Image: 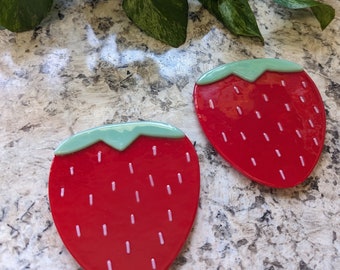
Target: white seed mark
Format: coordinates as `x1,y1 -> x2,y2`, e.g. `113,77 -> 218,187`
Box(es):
240,131 -> 247,141
233,86 -> 240,94
89,194 -> 93,206
148,174 -> 155,187
308,119 -> 315,128
275,149 -> 282,158
151,258 -> 157,269
302,81 -> 307,88
299,96 -> 306,103
107,260 -> 112,270
313,137 -> 319,146
281,80 -> 286,87
277,122 -> 284,132
60,188 -> 65,197
130,214 -> 135,225
129,162 -> 134,174
106,260 -> 112,270
177,173 -> 183,184
255,110 -> 261,119
263,93 -> 269,102
221,132 -> 228,142
209,99 -> 215,109
251,157 -> 257,166
295,129 -> 302,138
69,166 -> 74,176
263,132 -> 270,142
168,209 -> 173,222
236,106 -> 243,116
135,191 -> 140,203
111,181 -> 116,191
285,103 -> 291,112
102,224 -> 107,236
313,106 -> 320,114
125,241 -> 131,254
186,152 -> 191,163
97,151 -> 102,163
279,169 -> 286,180
158,232 -> 165,245
152,145 -> 157,156
299,155 -> 305,167
166,185 -> 172,195
75,225 -> 81,237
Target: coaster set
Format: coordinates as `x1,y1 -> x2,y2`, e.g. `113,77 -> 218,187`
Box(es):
48,59 -> 326,269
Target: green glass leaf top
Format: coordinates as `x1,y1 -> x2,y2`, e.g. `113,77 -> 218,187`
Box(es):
122,0 -> 188,47
199,0 -> 264,42
196,58 -> 303,85
274,0 -> 335,30
0,0 -> 53,32
55,122 -> 185,155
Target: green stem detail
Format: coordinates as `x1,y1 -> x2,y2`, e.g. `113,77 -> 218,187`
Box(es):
55,121 -> 184,155
196,58 -> 303,85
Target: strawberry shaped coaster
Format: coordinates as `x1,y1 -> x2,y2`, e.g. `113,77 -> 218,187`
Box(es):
193,58 -> 326,188
49,121 -> 200,270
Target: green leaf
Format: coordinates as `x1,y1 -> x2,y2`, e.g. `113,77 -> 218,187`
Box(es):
199,0 -> 264,42
274,0 -> 335,29
0,0 -> 53,32
122,0 -> 188,47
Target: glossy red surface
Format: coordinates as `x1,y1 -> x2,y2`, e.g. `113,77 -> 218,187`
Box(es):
194,70 -> 326,188
49,135 -> 200,269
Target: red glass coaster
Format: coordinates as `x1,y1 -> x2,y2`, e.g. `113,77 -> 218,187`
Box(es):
193,58 -> 326,188
49,121 -> 200,269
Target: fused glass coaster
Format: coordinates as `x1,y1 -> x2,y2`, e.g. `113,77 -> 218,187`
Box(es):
49,121 -> 200,269
193,58 -> 326,188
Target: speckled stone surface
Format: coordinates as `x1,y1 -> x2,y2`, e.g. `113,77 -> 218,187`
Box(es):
0,0 -> 339,269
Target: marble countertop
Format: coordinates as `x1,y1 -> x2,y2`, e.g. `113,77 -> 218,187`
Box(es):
0,0 -> 339,269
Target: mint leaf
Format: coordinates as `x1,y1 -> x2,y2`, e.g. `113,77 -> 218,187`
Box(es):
122,0 -> 188,47
0,0 -> 53,32
199,0 -> 264,42
274,0 -> 335,29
